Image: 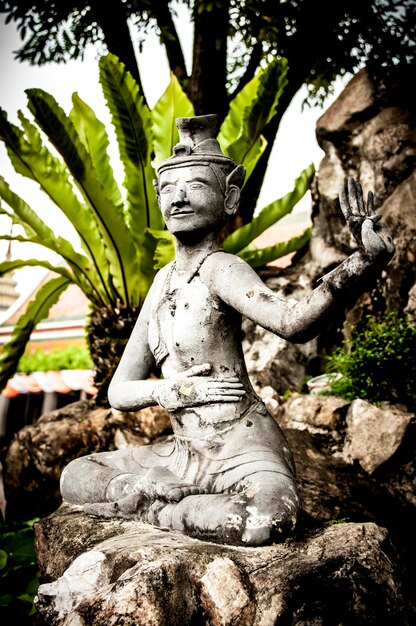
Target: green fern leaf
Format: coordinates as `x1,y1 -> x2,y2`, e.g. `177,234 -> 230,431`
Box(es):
0,176 -> 106,306
151,74 -> 194,167
218,59 -> 288,180
238,228 -> 312,267
223,164 -> 314,254
99,53 -> 164,242
26,88 -> 141,306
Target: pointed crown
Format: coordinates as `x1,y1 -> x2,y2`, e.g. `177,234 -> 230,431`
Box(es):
157,115 -> 245,188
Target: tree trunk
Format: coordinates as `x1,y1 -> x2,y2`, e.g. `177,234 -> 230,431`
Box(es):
86,303 -> 142,406
151,2 -> 188,84
238,73 -> 305,224
187,1 -> 230,121
89,0 -> 145,97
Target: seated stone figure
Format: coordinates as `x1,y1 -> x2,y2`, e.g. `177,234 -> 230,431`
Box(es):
61,114 -> 394,546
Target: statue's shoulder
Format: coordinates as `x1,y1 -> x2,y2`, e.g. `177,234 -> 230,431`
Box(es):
202,250 -> 249,276
148,262 -> 174,301
153,262 -> 173,285
199,251 -> 250,295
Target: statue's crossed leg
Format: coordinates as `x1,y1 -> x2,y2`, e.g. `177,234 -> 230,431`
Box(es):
83,464 -> 299,546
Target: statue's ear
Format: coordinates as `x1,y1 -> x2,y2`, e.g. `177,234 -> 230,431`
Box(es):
224,185 -> 240,216
153,179 -> 160,205
224,165 -> 245,217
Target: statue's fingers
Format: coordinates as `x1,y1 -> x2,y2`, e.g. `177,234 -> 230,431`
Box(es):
208,376 -> 241,384
206,380 -> 244,389
356,181 -> 364,214
209,387 -> 245,396
347,177 -> 360,215
206,394 -> 244,402
339,185 -> 350,221
361,219 -> 384,254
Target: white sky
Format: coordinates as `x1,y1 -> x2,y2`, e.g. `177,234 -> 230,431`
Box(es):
0,5 -> 349,297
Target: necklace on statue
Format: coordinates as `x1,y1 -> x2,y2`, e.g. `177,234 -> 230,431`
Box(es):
165,249 -> 221,317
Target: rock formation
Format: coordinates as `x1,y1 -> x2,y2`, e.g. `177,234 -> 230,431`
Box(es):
34,509 -> 411,625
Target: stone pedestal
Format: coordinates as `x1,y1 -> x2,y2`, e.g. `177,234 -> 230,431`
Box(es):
34,505 -> 408,625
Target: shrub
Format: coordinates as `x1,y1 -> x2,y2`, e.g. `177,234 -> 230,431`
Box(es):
17,346 -> 93,374
325,311 -> 416,409
0,518 -> 40,624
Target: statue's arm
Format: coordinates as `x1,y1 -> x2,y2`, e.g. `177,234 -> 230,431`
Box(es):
209,179 -> 394,343
108,280 -> 164,411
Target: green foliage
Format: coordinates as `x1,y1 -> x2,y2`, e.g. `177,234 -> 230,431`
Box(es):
218,58 -> 288,181
325,312 -> 416,409
17,346 -> 93,374
0,518 -> 40,625
325,517 -> 348,526
230,0 -> 416,104
222,163 -> 314,265
0,54 -> 193,391
151,73 -> 194,167
3,1 -> 414,101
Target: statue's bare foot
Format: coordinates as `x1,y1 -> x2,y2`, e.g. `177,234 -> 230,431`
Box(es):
143,466 -> 203,502
84,493 -> 143,518
83,466 -> 202,520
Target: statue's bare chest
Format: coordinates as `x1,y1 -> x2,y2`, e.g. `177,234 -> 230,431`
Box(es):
148,275 -> 229,367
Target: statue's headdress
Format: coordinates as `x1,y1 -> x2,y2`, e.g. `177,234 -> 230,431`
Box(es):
157,114 -> 245,190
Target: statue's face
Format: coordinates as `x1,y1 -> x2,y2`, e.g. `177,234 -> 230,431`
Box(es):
158,164 -> 225,235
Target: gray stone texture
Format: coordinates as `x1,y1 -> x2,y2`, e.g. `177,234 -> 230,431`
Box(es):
314,65 -> 416,320
342,399 -> 413,474
34,508 -> 410,626
1,400 -> 171,520
29,392 -> 416,625
244,65 -> 416,405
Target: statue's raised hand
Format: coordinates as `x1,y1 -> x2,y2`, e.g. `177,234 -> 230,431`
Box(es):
156,363 -> 245,411
339,177 -> 394,260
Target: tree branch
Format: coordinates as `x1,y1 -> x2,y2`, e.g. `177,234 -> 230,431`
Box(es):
151,1 -> 188,84
229,41 -> 263,100
89,0 -> 145,99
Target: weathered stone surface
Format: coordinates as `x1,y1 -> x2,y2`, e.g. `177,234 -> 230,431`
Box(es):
243,274 -> 318,395
242,66 -> 416,396
316,69 -> 375,137
275,393 -> 415,522
243,321 -> 316,394
313,66 -> 416,318
278,392 -> 349,433
1,400 -> 171,520
34,506 -> 411,625
342,399 -> 413,474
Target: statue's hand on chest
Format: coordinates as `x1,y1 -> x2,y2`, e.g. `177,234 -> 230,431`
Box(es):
155,362 -> 246,412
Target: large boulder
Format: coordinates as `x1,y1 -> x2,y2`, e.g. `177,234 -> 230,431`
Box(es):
313,65 -> 416,319
34,507 -> 411,625
243,274 -> 318,394
1,400 -> 171,520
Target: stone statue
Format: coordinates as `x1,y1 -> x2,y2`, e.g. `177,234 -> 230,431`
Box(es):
60,114 -> 394,546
